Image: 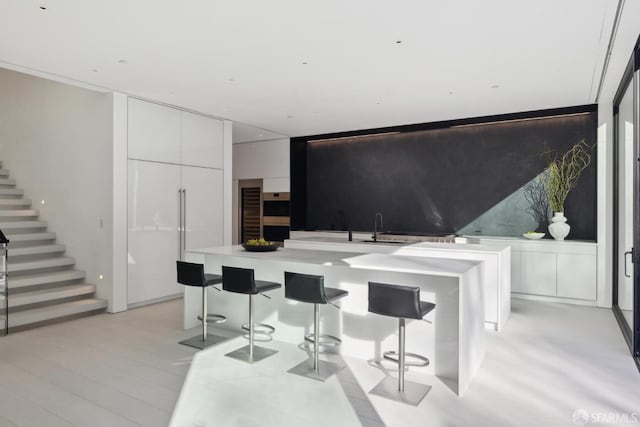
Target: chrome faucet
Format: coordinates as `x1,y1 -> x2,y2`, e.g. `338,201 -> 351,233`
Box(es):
373,213 -> 383,242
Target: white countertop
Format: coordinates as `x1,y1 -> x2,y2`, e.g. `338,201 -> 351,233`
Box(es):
188,245 -> 480,277
285,236 -> 509,254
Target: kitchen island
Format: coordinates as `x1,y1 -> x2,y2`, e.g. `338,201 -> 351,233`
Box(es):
285,232 -> 511,331
184,245 -> 485,396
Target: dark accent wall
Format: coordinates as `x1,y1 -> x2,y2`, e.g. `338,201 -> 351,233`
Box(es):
291,105 -> 598,241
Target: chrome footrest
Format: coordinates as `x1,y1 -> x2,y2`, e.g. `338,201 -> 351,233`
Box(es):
383,350 -> 429,367
197,313 -> 227,324
242,322 -> 275,334
304,333 -> 342,347
241,322 -> 275,342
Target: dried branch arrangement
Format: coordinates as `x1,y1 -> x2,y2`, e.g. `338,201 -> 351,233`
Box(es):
541,139 -> 592,213
523,173 -> 550,231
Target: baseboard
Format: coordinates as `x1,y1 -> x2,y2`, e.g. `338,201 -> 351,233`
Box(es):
127,293 -> 183,310
512,293 -> 597,307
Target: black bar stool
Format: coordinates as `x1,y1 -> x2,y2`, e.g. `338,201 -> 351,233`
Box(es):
368,281 -> 435,406
222,266 -> 281,363
176,261 -> 227,349
284,272 -> 348,381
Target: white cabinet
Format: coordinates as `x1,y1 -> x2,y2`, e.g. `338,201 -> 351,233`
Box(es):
181,111 -> 224,169
557,253 -> 597,300
126,98 -> 226,307
128,98 -> 224,169
182,166 -> 224,250
127,160 -> 181,305
520,251 -> 556,296
128,98 -> 181,164
476,237 -> 597,303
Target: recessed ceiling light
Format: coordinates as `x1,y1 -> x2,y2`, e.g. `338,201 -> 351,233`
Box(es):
491,84 -> 500,89
118,59 -> 128,64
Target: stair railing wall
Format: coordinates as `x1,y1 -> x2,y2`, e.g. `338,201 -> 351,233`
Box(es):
0,229 -> 9,335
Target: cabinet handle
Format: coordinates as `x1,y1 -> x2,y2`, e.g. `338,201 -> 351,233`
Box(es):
182,189 -> 187,254
624,250 -> 632,278
178,189 -> 182,260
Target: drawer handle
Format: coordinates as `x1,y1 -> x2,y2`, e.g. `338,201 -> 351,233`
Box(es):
624,250 -> 632,278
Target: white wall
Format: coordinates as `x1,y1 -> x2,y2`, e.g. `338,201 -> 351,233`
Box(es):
0,67 -> 115,307
232,137 -> 290,243
595,1 -> 640,308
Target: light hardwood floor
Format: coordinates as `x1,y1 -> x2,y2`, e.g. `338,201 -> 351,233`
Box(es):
0,300 -> 194,427
0,298 -> 639,427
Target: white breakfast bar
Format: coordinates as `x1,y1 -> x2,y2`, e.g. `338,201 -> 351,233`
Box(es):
284,233 -> 511,331
184,245 -> 486,396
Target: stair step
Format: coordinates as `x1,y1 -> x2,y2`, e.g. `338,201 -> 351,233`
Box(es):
5,232 -> 56,242
0,220 -> 46,230
9,270 -> 86,290
0,188 -> 23,196
0,209 -> 38,217
9,244 -> 65,257
0,178 -> 15,186
0,170 -> 9,177
2,298 -> 107,329
0,198 -> 31,207
8,257 -> 75,273
9,284 -> 96,308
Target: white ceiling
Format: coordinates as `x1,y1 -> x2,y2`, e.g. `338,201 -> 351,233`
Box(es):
0,0 -> 618,138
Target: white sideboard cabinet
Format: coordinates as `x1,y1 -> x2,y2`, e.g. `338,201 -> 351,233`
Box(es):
473,237 -> 597,303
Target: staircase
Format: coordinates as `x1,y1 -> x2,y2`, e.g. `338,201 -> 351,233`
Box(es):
0,163 -> 107,332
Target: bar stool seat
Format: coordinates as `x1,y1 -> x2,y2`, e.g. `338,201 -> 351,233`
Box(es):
368,281 -> 435,406
254,280 -> 282,293
285,271 -> 348,381
176,261 -> 228,350
419,301 -> 436,317
222,266 -> 281,363
324,288 -> 349,302
204,274 -> 223,285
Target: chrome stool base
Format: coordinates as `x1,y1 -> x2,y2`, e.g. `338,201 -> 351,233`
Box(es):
179,287 -> 228,350
179,333 -> 227,350
288,358 -> 344,382
225,344 -> 278,364
369,376 -> 431,406
225,294 -> 278,364
369,317 -> 431,406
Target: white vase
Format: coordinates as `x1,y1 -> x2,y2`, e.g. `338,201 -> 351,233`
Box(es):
548,212 -> 570,241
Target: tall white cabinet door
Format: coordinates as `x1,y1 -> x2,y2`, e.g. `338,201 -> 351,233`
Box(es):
128,160 -> 182,305
182,166 -> 224,251
128,98 -> 181,163
180,111 -> 224,169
